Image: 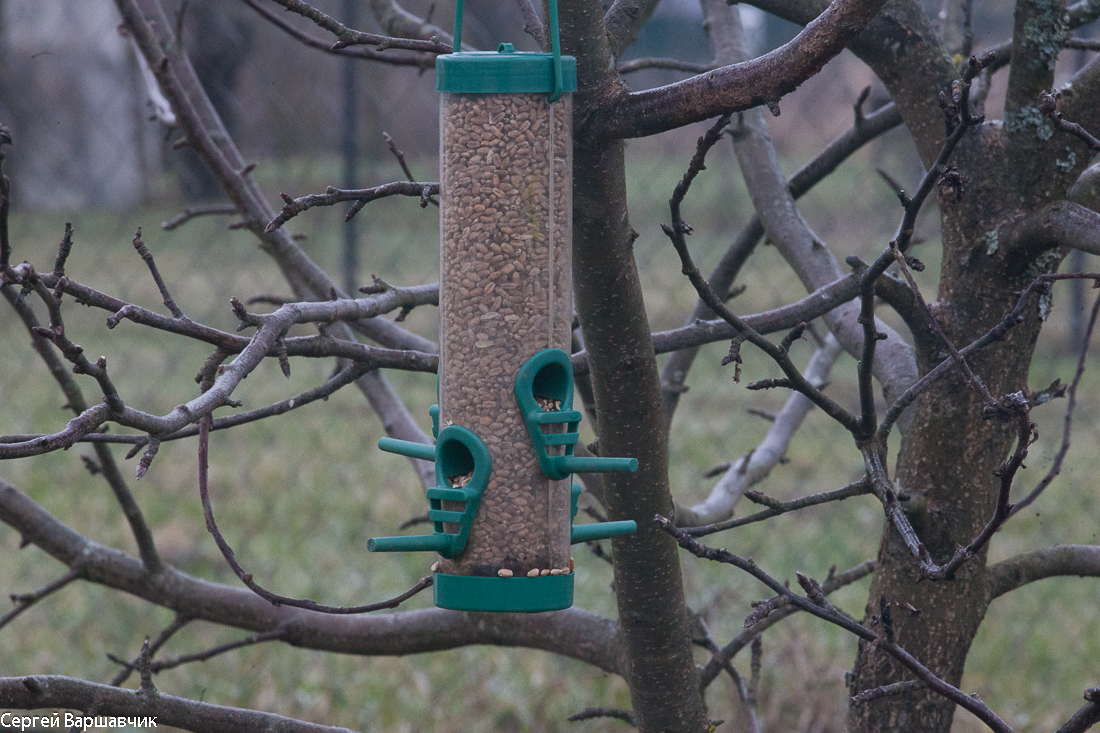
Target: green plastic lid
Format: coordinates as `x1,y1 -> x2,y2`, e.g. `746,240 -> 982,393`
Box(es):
437,0 -> 576,99
436,46 -> 577,95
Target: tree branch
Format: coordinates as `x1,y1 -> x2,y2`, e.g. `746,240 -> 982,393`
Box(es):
603,0 -> 661,59
3,277 -> 161,571
265,0 -> 452,53
0,478 -> 624,672
1004,201 -> 1100,272
595,0 -> 888,141
656,516 -> 1011,731
698,559 -> 877,689
243,0 -> 437,68
659,87 -> 903,423
0,675 -> 360,733
686,478 -> 873,538
986,544 -> 1100,601
674,336 -> 844,527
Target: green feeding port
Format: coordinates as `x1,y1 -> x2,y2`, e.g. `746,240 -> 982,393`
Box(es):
569,482 -> 636,544
515,349 -> 639,480
433,484 -> 635,613
369,425 -> 490,558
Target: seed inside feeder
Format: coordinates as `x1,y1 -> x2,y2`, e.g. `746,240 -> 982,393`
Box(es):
535,396 -> 561,411
449,472 -> 474,488
438,90 -> 573,578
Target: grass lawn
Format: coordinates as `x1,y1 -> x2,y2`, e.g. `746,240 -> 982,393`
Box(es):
1,142 -> 1098,732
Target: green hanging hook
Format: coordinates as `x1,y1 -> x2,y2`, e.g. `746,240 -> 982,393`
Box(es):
452,0 -> 463,53
547,0 -> 564,102
449,0 -> 565,103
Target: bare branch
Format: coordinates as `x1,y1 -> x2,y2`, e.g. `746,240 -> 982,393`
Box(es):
1055,688 -> 1100,733
987,545 -> 1100,601
1008,286 -> 1100,517
0,570 -> 80,632
243,0 -> 436,67
659,93 -> 904,422
567,707 -> 637,725
675,336 -> 844,527
197,404 -> 433,614
266,0 -> 452,53
111,629 -> 285,675
595,0 -> 888,141
655,516 -> 1012,732
3,279 -> 161,571
161,204 -> 239,231
699,559 -> 876,689
1004,201 -> 1100,271
364,0 -> 461,49
687,478 -> 873,538
131,227 -> 186,319
0,478 -> 624,671
617,57 -> 714,75
852,679 -> 926,705
603,0 -> 661,58
878,273 -> 1100,442
662,116 -> 859,433
265,181 -> 440,232
512,0 -> 545,47
0,675 -> 360,733
109,615 -> 191,687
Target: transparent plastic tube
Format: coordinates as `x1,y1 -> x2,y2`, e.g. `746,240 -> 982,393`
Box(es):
438,91 -> 573,578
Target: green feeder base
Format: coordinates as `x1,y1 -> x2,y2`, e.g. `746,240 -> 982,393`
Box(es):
434,572 -> 574,612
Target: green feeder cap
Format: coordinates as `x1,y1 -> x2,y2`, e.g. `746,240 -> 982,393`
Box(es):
437,0 -> 576,99
436,45 -> 577,96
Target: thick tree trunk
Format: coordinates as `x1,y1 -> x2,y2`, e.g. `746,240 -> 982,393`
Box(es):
848,117 -> 1087,730
561,1 -> 710,730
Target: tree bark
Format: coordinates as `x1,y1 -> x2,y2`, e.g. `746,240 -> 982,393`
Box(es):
562,0 -> 710,728
848,105 -> 1091,730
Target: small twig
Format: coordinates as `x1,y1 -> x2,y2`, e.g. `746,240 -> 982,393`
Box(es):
878,273 -> 1100,442
889,240 -> 995,409
855,53 -> 996,439
382,132 -> 438,207
243,0 -> 435,67
198,411 -> 433,614
131,227 -> 186,320
109,615 -> 191,687
851,679 -> 926,705
0,570 -> 81,632
161,204 -> 239,231
267,0 -> 452,53
693,617 -> 759,733
0,124 -> 11,276
1010,285 -> 1100,517
265,181 -> 440,232
656,515 -> 1012,732
111,630 -> 285,676
1065,37 -> 1100,51
699,559 -> 876,689
663,115 -> 859,434
688,479 -> 872,537
1055,687 -> 1100,733
1039,90 -> 1100,151
567,707 -> 636,725
616,57 -> 714,74
52,223 -> 74,278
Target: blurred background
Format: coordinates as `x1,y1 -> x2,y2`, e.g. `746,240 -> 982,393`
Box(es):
1,1 -> 1098,731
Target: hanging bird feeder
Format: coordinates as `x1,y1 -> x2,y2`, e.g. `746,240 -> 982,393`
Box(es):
369,0 -> 637,613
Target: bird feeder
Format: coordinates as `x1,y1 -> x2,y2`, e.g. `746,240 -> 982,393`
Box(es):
369,0 -> 637,613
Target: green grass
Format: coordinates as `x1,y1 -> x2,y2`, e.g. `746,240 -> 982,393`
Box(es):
1,144 -> 1098,732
